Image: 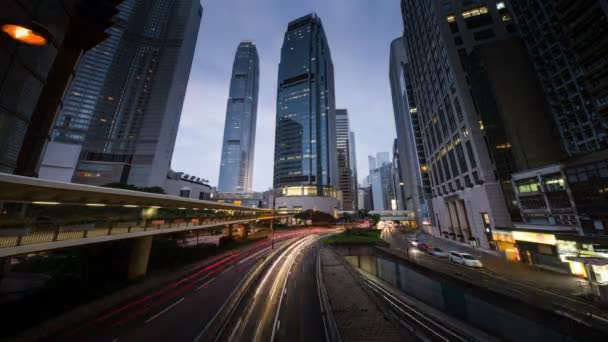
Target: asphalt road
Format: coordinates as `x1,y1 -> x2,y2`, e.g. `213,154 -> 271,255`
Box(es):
57,228 -> 327,342
217,234 -> 326,342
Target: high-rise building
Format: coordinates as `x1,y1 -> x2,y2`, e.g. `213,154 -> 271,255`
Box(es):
66,0 -> 202,188
218,41 -> 259,193
392,138 -> 406,210
0,0 -> 123,176
389,37 -> 432,226
400,0 -> 561,248
370,162 -> 395,211
40,0 -> 136,182
508,0 -> 608,155
336,109 -> 355,210
273,13 -> 339,214
349,131 -> 359,210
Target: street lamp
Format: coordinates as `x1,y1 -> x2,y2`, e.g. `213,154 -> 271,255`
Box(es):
1,22 -> 52,46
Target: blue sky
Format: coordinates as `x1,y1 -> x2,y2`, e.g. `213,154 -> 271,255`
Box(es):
172,0 -> 402,191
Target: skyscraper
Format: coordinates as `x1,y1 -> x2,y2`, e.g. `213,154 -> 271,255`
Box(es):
218,41 -> 259,193
389,37 -> 432,226
0,0 -> 123,176
508,0 -> 608,155
273,13 -> 338,214
336,109 -> 355,210
349,131 -> 359,210
400,0 -> 560,248
40,0 -> 136,182
67,0 -> 202,188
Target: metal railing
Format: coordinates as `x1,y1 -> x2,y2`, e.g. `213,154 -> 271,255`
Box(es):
0,215 -> 273,250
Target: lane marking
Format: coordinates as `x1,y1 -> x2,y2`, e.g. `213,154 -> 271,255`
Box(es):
238,246 -> 272,265
144,297 -> 184,324
195,277 -> 216,291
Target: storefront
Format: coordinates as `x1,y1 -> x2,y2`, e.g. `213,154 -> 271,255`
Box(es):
492,230 -> 517,260
511,231 -> 570,274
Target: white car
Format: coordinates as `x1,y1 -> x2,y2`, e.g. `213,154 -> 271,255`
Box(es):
449,251 -> 483,268
410,239 -> 419,247
429,247 -> 447,257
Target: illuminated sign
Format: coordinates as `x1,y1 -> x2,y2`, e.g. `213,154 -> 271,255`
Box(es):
512,231 -> 556,245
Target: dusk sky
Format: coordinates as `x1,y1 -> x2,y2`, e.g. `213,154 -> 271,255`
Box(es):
171,0 -> 403,191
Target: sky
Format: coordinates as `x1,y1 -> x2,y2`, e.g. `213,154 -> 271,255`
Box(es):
171,0 -> 403,192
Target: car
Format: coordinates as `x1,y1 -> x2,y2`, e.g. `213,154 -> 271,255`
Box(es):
410,239 -> 419,247
429,247 -> 447,257
449,251 -> 483,268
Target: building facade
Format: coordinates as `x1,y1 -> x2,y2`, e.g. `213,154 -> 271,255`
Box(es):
164,169 -> 213,200
391,139 -> 406,210
400,0 -> 561,248
349,131 -> 359,209
509,0 -> 608,155
389,37 -> 432,226
0,0 -> 123,176
218,41 -> 259,193
370,162 -> 395,211
272,13 -> 338,214
336,109 -> 355,210
40,0 -> 136,182
69,0 -> 202,188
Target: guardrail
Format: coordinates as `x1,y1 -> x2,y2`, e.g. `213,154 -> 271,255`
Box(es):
0,216 -> 275,251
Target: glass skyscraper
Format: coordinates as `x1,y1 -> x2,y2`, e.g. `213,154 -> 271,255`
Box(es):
218,41 -> 259,193
63,0 -> 202,188
273,13 -> 338,203
336,109 -> 355,210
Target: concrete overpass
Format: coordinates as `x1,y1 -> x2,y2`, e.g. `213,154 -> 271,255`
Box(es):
0,173 -> 291,278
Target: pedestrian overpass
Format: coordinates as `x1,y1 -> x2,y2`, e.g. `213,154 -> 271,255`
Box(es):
0,173 -> 291,278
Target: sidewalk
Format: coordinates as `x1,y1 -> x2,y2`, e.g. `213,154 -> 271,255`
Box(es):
415,231 -> 592,299
320,247 -> 410,342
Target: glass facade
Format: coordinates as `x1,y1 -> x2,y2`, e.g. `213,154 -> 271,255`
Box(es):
70,0 -> 202,187
218,42 -> 259,193
273,13 -> 337,196
336,109 -> 355,210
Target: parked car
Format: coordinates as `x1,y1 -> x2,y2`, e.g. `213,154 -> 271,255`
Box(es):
429,247 -> 447,257
410,239 -> 420,247
449,251 -> 483,268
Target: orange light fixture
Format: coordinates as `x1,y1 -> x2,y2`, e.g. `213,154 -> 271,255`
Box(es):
2,24 -> 48,45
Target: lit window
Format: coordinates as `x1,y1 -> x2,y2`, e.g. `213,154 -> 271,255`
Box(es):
462,6 -> 489,18
479,120 -> 485,130
496,2 -> 506,10
496,142 -> 511,149
446,14 -> 456,23
410,107 -> 418,113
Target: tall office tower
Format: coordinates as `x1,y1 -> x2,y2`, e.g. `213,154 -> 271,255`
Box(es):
509,0 -> 608,155
400,0 -> 561,248
336,109 -> 355,210
389,37 -> 432,225
370,161 -> 395,211
40,0 -> 136,182
392,138 -> 406,210
218,41 -> 259,193
273,13 -> 339,214
368,155 -> 377,173
349,131 -> 359,210
68,0 -> 202,187
376,152 -> 391,166
0,0 -> 123,176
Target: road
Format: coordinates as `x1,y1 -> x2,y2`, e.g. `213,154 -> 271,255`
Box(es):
56,228 -> 329,342
216,234 -> 327,342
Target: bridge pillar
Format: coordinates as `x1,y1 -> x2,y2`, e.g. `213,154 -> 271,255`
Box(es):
127,236 -> 153,280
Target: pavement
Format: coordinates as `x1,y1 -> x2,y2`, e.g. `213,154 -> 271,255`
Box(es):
19,228 -> 329,342
320,246 -> 410,342
380,227 -> 608,334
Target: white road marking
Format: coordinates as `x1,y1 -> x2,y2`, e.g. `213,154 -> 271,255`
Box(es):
195,277 -> 216,291
238,247 -> 271,264
144,297 -> 184,324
